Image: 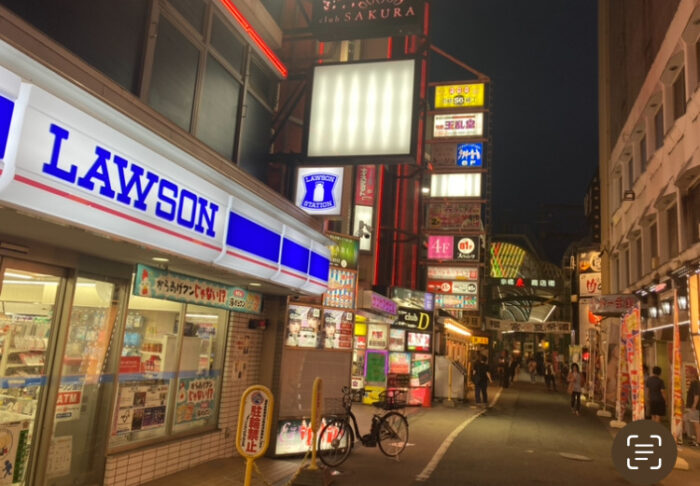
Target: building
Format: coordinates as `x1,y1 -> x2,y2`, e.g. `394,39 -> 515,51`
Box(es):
0,1 -> 333,484
598,0 -> 700,400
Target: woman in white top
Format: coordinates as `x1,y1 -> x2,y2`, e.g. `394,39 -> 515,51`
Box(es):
567,363 -> 583,415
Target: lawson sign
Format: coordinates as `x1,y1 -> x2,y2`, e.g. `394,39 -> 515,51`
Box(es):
0,62 -> 330,294
295,167 -> 343,216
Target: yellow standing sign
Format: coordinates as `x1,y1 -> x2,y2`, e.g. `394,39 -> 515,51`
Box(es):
236,385 -> 274,486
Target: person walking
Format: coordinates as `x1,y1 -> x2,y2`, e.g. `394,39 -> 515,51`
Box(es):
646,366 -> 667,423
545,359 -> 557,391
528,356 -> 537,384
472,355 -> 492,407
498,351 -> 510,388
684,368 -> 700,446
568,363 -> 583,415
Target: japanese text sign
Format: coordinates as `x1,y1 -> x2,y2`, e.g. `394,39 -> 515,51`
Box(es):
236,385 -> 274,459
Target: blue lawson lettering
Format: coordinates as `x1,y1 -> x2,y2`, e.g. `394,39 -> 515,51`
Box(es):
301,174 -> 336,210
42,123 -> 218,237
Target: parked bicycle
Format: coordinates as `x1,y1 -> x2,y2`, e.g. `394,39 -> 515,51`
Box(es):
317,386 -> 409,467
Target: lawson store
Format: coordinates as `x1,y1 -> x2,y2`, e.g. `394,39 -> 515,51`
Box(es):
0,24 -> 330,486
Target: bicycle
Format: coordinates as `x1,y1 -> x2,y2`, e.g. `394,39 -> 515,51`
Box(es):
317,386 -> 409,467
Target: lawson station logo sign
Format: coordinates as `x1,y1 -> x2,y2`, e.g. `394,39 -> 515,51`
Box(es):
295,167 -> 343,216
0,67 -> 330,294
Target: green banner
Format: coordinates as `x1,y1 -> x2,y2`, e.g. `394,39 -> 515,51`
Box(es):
134,264 -> 262,314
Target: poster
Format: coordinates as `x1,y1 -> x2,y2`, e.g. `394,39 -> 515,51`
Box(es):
112,380 -> 169,435
365,351 -> 388,385
327,233 -> 360,270
389,329 -> 406,352
55,384 -> 82,422
323,268 -> 357,309
411,354 -> 433,387
322,310 -> 353,350
275,418 -> 314,455
286,305 -> 322,348
0,421 -> 29,484
407,332 -> 431,352
616,317 -> 630,422
46,435 -> 72,478
367,324 -> 388,349
624,308 -> 644,421
389,353 -> 411,374
176,377 -> 216,424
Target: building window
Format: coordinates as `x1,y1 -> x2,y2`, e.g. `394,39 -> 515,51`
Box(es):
650,222 -> 658,265
634,236 -> 642,281
623,247 -> 630,289
110,290 -> 229,449
683,181 -> 700,245
672,67 -> 686,120
654,107 -> 664,150
667,205 -> 679,258
614,255 -> 621,292
617,174 -> 623,206
627,159 -> 634,187
640,135 -> 647,172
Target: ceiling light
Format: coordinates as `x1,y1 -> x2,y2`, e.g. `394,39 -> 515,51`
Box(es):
421,187 -> 430,194
152,257 -> 169,262
185,314 -> 219,319
249,282 -> 262,287
4,272 -> 33,279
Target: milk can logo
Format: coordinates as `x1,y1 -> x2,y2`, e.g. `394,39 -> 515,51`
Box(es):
301,174 -> 338,211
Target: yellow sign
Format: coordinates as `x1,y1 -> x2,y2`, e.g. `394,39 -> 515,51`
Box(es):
471,336 -> 488,345
236,385 -> 274,459
435,83 -> 485,108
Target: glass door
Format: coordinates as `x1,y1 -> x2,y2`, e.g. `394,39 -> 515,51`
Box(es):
38,276 -> 125,486
0,260 -> 66,485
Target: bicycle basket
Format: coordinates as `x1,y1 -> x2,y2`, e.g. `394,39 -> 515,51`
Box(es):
373,388 -> 407,410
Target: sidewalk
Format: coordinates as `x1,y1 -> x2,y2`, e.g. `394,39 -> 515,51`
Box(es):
141,391 -> 489,486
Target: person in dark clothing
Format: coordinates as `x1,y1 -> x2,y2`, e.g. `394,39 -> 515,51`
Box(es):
472,355 -> 492,406
684,369 -> 700,446
509,354 -> 521,383
646,366 -> 667,422
498,351 -> 510,388
545,359 -> 557,391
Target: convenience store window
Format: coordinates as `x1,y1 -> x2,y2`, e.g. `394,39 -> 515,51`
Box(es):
109,293 -> 228,449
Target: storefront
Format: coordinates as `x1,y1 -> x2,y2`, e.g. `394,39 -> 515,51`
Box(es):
434,317 -> 471,401
0,41 -> 330,485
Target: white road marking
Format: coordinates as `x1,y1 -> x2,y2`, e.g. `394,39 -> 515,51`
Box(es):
415,388 -> 503,482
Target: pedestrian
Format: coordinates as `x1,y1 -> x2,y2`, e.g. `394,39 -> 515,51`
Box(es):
646,366 -> 667,423
472,355 -> 492,406
528,356 -> 537,384
684,368 -> 700,446
568,363 -> 583,415
509,353 -> 521,383
498,350 -> 510,388
545,359 -> 557,391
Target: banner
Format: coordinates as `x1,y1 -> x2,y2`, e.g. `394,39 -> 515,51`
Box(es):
134,264 -> 262,314
485,318 -> 571,334
616,316 -> 630,422
625,308 -> 644,421
672,290 -> 683,440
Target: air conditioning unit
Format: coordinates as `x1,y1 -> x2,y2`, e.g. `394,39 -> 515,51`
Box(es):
651,256 -> 659,268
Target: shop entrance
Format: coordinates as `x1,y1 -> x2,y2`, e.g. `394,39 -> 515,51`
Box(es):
0,258 -> 126,485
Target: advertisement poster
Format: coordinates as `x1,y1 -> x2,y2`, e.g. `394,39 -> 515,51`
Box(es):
323,268 -> 357,310
275,418 -> 316,455
426,202 -> 481,231
0,421 -> 29,484
176,377 -> 216,424
322,310 -> 353,350
427,266 -> 479,281
391,287 -> 435,311
427,280 -> 478,295
457,143 -> 484,167
354,165 -> 376,205
671,294 -> 683,440
433,113 -> 484,137
134,264 -> 262,314
389,329 -> 406,352
55,384 -> 82,422
389,353 -> 411,374
112,380 -> 169,435
435,83 -> 485,108
407,332 -> 431,352
367,324 -> 388,349
327,233 -> 359,270
434,294 -> 478,310
411,354 -> 433,387
286,305 -> 322,348
365,351 -> 388,385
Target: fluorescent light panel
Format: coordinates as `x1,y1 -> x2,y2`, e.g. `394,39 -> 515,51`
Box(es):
430,173 -> 482,197
308,60 -> 415,157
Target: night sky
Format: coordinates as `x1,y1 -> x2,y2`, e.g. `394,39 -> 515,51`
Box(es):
428,1 -> 599,263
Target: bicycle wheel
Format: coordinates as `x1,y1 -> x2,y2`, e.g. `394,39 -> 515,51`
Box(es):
377,412 -> 408,457
317,418 -> 354,467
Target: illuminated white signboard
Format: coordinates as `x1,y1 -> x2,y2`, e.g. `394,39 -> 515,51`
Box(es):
433,113 -> 483,138
295,167 -> 344,215
352,205 -> 374,251
427,266 -> 479,281
307,59 -> 416,158
430,173 -> 481,198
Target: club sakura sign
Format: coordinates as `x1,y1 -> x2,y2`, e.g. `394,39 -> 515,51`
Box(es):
0,58 -> 330,294
311,0 -> 425,41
